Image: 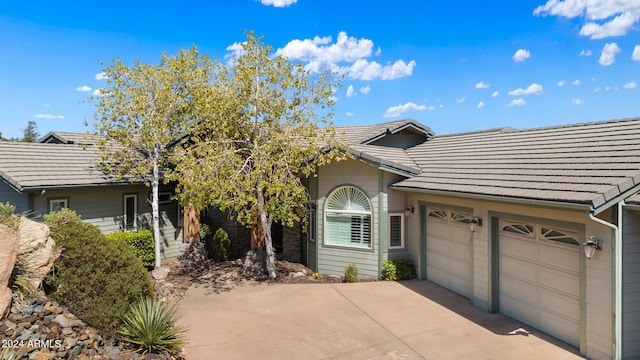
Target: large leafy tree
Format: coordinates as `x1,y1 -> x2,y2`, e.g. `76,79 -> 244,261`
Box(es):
171,33 -> 345,278
90,47 -> 214,269
22,121 -> 40,142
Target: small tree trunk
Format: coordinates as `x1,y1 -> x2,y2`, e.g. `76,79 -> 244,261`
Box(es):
251,209 -> 265,249
256,186 -> 276,279
152,151 -> 162,269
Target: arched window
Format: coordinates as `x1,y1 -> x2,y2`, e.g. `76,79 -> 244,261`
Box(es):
325,186 -> 372,248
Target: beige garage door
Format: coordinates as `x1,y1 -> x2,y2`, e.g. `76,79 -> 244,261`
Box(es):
499,219 -> 580,347
426,207 -> 472,298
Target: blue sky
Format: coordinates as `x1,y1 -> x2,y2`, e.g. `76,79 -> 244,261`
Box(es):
1,0 -> 639,139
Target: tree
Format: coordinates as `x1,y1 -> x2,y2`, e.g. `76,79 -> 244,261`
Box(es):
171,33 -> 346,278
90,47 -> 215,269
22,121 -> 40,142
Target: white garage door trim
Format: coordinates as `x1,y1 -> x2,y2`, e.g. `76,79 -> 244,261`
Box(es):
426,205 -> 473,299
491,212 -> 586,352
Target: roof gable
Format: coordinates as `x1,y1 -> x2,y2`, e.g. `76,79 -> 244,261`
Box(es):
336,118 -> 433,147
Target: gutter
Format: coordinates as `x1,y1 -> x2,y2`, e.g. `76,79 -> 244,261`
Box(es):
588,201 -> 624,360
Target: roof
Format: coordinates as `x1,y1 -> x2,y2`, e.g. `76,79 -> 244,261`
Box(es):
349,144 -> 420,176
394,117 -> 640,211
0,142 -> 127,191
39,131 -> 103,145
336,118 -> 434,145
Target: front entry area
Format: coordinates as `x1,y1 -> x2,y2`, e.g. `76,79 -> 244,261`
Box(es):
497,218 -> 581,348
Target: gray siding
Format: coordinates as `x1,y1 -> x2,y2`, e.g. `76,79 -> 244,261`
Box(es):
623,209 -> 640,359
0,180 -> 28,213
33,185 -> 184,261
316,159 -> 380,279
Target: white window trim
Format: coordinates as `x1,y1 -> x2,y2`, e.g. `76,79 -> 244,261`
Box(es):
324,186 -> 373,249
309,208 -> 316,243
158,191 -> 173,204
388,213 -> 405,249
48,198 -> 68,213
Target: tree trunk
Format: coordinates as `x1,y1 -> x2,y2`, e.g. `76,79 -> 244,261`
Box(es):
251,209 -> 265,249
256,186 -> 276,279
152,152 -> 162,269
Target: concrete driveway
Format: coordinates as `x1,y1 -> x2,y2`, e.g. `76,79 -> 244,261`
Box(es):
177,280 -> 583,359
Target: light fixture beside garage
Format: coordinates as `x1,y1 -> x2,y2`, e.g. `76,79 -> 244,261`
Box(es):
469,216 -> 482,232
404,205 -> 414,217
583,236 -> 602,260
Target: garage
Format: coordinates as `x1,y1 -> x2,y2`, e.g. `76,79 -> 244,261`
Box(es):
498,219 -> 581,347
426,206 -> 473,298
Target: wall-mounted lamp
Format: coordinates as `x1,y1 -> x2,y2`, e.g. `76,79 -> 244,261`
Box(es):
405,206 -> 414,217
469,216 -> 482,232
583,236 -> 601,260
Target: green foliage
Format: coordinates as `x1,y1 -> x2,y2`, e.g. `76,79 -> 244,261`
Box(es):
119,297 -> 185,354
21,120 -> 40,142
44,208 -> 154,335
208,227 -> 231,261
199,223 -> 212,241
343,263 -> 359,283
308,272 -> 322,281
0,201 -> 19,229
0,347 -> 20,360
380,259 -> 417,281
106,230 -> 155,269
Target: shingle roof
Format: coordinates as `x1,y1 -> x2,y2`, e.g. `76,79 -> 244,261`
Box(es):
0,142 -> 126,191
349,144 -> 420,175
395,117 -> 640,210
336,118 -> 434,145
39,131 -> 103,145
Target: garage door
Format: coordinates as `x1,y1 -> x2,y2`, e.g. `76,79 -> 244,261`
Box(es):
426,207 -> 472,298
499,219 -> 580,347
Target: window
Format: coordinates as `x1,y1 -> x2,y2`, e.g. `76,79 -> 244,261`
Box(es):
48,198 -> 68,213
309,208 -> 316,243
158,192 -> 173,204
123,194 -> 137,231
324,186 -> 372,248
389,213 -> 404,249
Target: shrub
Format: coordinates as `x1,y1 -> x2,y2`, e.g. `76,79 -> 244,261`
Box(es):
106,230 -> 155,269
343,263 -> 358,283
44,209 -> 154,336
380,259 -> 417,281
119,297 -> 185,354
309,272 -> 322,281
0,201 -> 19,229
209,227 -> 231,261
199,223 -> 212,242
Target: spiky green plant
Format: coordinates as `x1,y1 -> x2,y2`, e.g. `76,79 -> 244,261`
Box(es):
0,347 -> 21,360
119,297 -> 186,354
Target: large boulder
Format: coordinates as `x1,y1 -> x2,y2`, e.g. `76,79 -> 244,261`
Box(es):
0,224 -> 19,318
17,217 -> 59,289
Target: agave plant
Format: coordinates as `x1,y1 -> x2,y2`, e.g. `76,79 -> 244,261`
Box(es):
118,297 -> 186,354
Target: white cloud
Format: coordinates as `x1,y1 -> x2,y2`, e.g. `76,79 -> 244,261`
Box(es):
346,85 -> 355,97
623,81 -> 637,89
513,49 -> 531,62
92,89 -> 102,96
95,72 -> 107,80
533,0 -> 640,39
475,81 -> 490,89
75,85 -> 92,92
593,87 -> 601,92
477,101 -> 485,109
606,85 -> 611,91
492,91 -> 499,97
571,97 -> 584,105
375,47 -> 382,56
34,113 -> 64,119
276,32 -> 415,80
632,45 -> 640,61
346,112 -> 354,117
508,83 -> 544,96
359,85 -> 371,94
259,0 -> 297,7
383,102 -> 427,118
507,98 -> 526,107
427,106 -> 436,111
557,80 -> 566,86
572,79 -> 581,85
580,49 -> 593,56
456,97 -> 466,104
599,42 -> 621,66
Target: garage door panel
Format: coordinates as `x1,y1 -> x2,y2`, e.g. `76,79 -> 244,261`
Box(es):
539,246 -> 579,271
501,256 -> 538,283
500,238 -> 537,261
427,251 -> 449,270
501,275 -> 538,303
450,259 -> 471,279
539,290 -> 580,321
539,311 -> 580,346
429,223 -> 450,238
501,294 -> 538,325
450,242 -> 470,259
539,269 -> 579,295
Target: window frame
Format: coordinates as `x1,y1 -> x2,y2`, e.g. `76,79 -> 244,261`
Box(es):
388,212 -> 405,249
123,193 -> 138,232
324,186 -> 373,249
48,197 -> 69,213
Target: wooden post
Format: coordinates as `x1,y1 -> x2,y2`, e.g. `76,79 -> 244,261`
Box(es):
183,203 -> 201,243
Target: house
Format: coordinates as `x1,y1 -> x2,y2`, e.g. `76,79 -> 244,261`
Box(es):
305,117 -> 640,359
0,133 -> 185,260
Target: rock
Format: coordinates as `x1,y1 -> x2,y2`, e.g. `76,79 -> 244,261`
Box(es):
289,270 -> 306,277
151,267 -> 170,280
5,320 -> 17,329
54,314 -> 83,328
0,224 -> 19,319
44,302 -> 62,314
16,217 -> 60,289
18,321 -> 32,329
62,327 -> 74,336
29,350 -> 54,360
64,336 -> 78,348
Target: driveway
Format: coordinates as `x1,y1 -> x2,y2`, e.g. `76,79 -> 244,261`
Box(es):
177,280 -> 583,359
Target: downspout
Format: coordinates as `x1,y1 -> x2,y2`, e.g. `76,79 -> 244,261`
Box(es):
588,200 -> 624,360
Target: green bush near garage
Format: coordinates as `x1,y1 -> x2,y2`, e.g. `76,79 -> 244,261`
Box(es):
380,258 -> 417,281
106,230 -> 155,269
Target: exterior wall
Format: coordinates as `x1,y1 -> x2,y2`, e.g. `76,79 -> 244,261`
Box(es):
316,159 -> 381,278
205,208 -> 251,259
386,172 -> 410,261
307,176 -> 318,270
403,192 -> 614,359
0,180 -> 29,213
32,185 -> 185,261
282,222 -> 302,263
623,208 -> 640,359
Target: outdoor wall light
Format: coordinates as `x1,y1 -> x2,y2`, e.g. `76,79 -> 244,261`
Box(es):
469,216 -> 482,232
405,206 -> 414,217
583,236 -> 602,260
